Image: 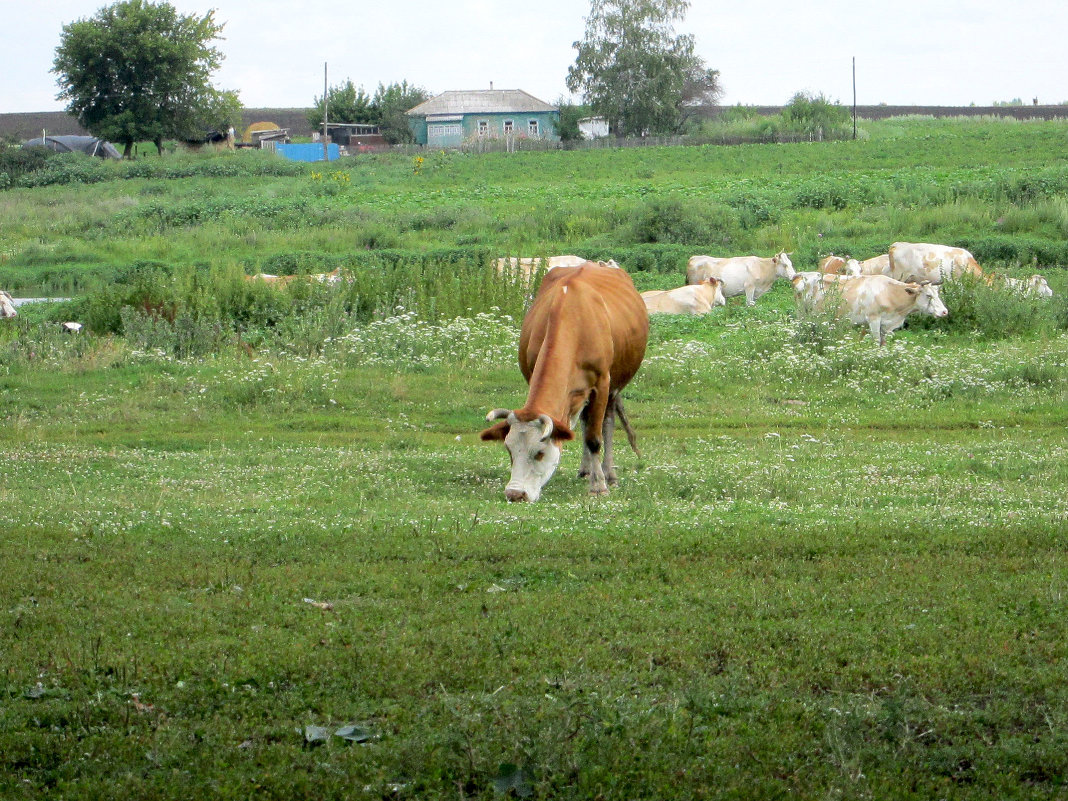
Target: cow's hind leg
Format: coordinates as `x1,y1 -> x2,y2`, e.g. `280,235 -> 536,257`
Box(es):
602,396 -> 618,485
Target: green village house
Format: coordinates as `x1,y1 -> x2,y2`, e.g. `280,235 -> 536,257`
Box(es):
406,89 -> 559,147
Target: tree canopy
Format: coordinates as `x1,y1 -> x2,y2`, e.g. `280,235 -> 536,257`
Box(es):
567,0 -> 720,136
308,80 -> 431,144
53,0 -> 241,158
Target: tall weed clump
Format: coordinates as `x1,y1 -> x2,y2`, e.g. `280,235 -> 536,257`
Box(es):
910,274 -> 1064,340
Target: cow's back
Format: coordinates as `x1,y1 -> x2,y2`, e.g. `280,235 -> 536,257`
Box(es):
520,265 -> 648,390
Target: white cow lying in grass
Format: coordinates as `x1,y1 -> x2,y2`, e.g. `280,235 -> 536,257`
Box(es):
825,274 -> 948,345
641,278 -> 726,314
999,274 -> 1053,298
686,252 -> 795,305
493,255 -> 606,281
889,242 -> 986,284
0,290 -> 17,319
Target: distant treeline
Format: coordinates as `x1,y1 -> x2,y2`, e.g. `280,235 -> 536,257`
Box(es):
5,105 -> 1068,143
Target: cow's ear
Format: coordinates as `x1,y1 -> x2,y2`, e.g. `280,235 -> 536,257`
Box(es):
480,421 -> 509,441
550,418 -> 575,442
904,285 -> 920,296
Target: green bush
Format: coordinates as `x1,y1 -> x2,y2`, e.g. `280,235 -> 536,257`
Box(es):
629,196 -> 741,246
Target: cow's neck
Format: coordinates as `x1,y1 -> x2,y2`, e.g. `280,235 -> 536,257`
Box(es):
520,301 -> 591,424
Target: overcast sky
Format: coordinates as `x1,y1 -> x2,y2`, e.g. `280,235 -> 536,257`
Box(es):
4,0 -> 1067,114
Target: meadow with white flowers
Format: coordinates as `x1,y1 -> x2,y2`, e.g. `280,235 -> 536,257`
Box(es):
2,117 -> 1068,799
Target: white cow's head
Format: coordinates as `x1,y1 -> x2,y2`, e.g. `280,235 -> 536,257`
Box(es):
909,282 -> 949,318
774,252 -> 796,279
702,277 -> 727,306
1029,275 -> 1054,298
480,409 -> 573,502
0,291 -> 17,319
843,259 -> 862,276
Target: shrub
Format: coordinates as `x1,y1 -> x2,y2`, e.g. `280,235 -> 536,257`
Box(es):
629,196 -> 741,246
908,273 -> 1063,339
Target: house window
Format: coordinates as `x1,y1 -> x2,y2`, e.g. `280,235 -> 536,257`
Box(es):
528,119 -> 539,137
478,120 -> 488,137
504,120 -> 514,135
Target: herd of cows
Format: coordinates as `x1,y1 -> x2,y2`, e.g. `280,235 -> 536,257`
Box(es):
2,244 -> 1055,503
481,242 -> 1056,501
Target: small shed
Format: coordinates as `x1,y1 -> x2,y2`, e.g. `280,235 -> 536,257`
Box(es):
406,90 -> 559,147
22,135 -> 120,159
578,116 -> 610,139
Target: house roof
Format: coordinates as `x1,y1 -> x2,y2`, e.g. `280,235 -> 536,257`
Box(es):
407,90 -> 556,117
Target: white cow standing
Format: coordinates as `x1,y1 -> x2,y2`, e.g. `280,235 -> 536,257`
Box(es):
642,278 -> 726,314
686,252 -> 795,305
0,290 -> 17,319
831,274 -> 949,345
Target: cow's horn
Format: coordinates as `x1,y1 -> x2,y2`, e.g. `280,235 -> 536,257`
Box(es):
537,414 -> 554,442
486,408 -> 511,422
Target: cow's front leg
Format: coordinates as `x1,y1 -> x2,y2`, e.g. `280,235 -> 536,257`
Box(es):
582,382 -> 611,495
744,282 -> 757,306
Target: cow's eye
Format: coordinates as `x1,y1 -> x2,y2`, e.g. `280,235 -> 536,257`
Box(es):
533,451 -> 545,462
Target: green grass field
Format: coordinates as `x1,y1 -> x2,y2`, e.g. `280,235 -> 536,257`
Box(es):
2,117 -> 1068,799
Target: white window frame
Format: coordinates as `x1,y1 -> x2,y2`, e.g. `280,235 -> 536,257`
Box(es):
528,119 -> 539,137
478,120 -> 488,137
504,119 -> 514,135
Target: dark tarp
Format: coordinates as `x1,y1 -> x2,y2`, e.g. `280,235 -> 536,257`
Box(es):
22,135 -> 121,159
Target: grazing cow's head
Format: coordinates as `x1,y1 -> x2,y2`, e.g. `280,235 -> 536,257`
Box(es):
480,409 -> 574,502
843,259 -> 862,276
908,282 -> 949,318
774,252 -> 796,279
0,291 -> 17,319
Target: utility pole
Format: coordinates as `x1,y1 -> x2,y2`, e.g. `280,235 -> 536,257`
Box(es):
852,57 -> 857,140
323,62 -> 329,162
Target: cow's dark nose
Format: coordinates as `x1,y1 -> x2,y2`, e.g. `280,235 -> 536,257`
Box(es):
505,488 -> 529,502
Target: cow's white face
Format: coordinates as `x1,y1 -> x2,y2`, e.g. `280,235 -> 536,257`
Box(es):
1030,276 -> 1054,298
481,410 -> 566,502
843,259 -> 862,276
0,291 -> 17,319
775,252 -> 796,279
913,283 -> 949,318
706,277 -> 726,306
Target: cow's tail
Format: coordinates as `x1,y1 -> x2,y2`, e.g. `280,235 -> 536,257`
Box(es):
613,394 -> 640,457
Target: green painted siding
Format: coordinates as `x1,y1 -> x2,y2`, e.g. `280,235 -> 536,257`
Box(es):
409,111 -> 560,146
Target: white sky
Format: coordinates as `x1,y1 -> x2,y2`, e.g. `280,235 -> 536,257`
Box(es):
4,0 -> 1067,114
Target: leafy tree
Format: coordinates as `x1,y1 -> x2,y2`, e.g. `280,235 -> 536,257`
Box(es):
555,98 -> 586,142
307,81 -> 376,128
373,81 -> 431,144
567,0 -> 719,136
53,0 -> 240,158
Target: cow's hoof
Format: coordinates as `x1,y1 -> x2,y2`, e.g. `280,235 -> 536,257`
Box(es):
606,472 -> 619,485
588,486 -> 610,496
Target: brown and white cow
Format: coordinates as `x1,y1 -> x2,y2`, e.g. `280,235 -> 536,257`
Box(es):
888,242 -> 985,284
686,252 -> 795,305
480,263 -> 649,501
830,274 -> 948,345
0,290 -> 16,319
641,278 -> 726,315
819,255 -> 851,274
854,254 -> 891,275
